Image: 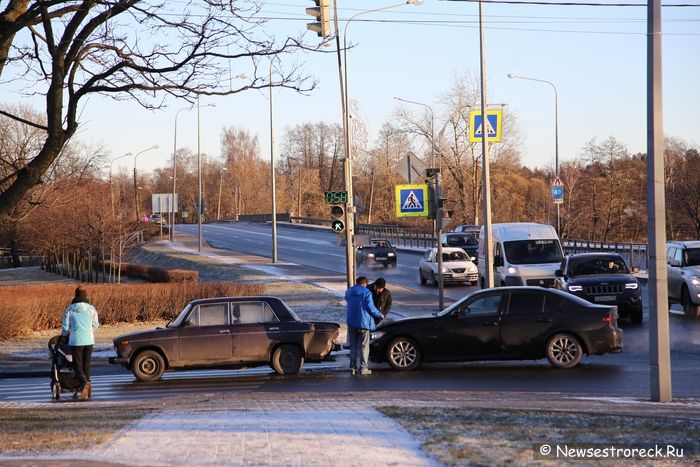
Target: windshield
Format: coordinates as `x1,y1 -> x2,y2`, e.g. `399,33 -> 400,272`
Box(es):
168,303 -> 193,328
569,257 -> 629,276
443,250 -> 469,262
446,234 -> 477,247
685,248 -> 700,267
373,240 -> 391,248
504,239 -> 563,265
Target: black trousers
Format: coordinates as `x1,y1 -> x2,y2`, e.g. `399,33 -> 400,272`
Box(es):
71,345 -> 93,388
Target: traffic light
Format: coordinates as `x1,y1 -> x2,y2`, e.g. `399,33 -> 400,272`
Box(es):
306,0 -> 331,38
426,179 -> 437,220
330,204 -> 344,220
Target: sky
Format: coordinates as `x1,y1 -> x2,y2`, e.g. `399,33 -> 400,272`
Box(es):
5,0 -> 700,177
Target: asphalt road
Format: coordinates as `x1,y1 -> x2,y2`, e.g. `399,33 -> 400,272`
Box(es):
2,222 -> 697,403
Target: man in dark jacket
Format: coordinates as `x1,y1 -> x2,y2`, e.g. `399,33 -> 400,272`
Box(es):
345,276 -> 384,375
368,277 -> 392,321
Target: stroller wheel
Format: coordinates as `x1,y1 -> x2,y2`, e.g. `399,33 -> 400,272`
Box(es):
51,381 -> 61,401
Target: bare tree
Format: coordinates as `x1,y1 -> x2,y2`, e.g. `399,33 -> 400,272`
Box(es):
0,0 -> 316,219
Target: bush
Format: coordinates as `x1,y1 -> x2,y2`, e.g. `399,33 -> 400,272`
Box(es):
101,261 -> 198,283
0,282 -> 263,339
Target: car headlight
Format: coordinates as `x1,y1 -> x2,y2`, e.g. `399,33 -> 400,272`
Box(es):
371,331 -> 385,340
568,285 -> 583,292
691,276 -> 700,286
625,282 -> 639,290
367,253 -> 375,258
441,267 -> 451,273
388,252 -> 395,257
507,266 -> 518,274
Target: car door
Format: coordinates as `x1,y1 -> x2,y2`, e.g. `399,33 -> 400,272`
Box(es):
231,301 -> 281,362
436,292 -> 504,360
178,302 -> 232,364
667,246 -> 683,301
499,291 -> 561,358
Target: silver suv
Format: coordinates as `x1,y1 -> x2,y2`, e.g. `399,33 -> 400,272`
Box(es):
666,241 -> 700,318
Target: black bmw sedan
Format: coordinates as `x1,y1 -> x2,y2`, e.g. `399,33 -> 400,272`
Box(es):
369,287 -> 622,371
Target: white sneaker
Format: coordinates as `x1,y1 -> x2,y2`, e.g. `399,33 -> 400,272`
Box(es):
359,369 -> 372,375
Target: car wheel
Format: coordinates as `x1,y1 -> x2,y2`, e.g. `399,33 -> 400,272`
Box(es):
419,270 -> 427,285
630,309 -> 643,325
545,333 -> 583,369
386,336 -> 421,371
271,344 -> 304,375
51,381 -> 61,401
132,350 -> 165,382
681,287 -> 700,318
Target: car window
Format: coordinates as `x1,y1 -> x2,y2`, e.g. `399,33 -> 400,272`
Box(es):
674,248 -> 684,265
423,250 -> 432,260
507,292 -> 544,315
504,239 -> 563,265
443,251 -> 467,262
188,303 -> 228,327
543,295 -> 564,314
685,248 -> 700,267
232,302 -> 279,324
570,257 -> 629,276
460,294 -> 502,318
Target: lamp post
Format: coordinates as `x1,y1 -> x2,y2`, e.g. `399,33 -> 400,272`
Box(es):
132,145 -> 159,221
109,152 -> 132,216
270,59 -> 278,263
341,0 -> 423,286
508,73 -> 560,234
197,96 -> 217,252
171,105 -> 194,241
393,96 -> 445,309
217,167 -> 228,221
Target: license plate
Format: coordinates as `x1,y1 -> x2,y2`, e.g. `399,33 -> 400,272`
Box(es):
594,295 -> 616,302
375,257 -> 386,260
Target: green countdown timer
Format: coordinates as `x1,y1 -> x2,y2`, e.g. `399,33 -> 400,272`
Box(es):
324,191 -> 348,205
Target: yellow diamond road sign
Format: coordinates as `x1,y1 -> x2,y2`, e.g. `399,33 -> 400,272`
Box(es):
395,184 -> 429,218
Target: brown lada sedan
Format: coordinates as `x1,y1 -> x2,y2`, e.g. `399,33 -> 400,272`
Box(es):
109,296 -> 340,381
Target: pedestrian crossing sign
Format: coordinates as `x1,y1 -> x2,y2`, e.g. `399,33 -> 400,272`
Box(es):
469,109 -> 503,143
395,184 -> 429,218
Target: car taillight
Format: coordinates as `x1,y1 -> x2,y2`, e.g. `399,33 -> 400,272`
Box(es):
602,316 -> 613,324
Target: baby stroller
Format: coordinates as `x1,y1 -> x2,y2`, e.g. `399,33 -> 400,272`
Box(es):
48,335 -> 81,401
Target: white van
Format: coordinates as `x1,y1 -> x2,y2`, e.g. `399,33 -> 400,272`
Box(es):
478,222 -> 564,288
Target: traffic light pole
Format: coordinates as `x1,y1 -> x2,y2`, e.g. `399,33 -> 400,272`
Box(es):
436,173 -> 445,310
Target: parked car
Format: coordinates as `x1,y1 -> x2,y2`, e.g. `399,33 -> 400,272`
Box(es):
441,233 -> 479,264
666,240 -> 700,318
554,253 -> 643,324
109,296 -> 340,381
148,214 -> 165,225
419,247 -> 478,286
369,287 -> 623,371
356,239 -> 397,268
453,224 -> 481,238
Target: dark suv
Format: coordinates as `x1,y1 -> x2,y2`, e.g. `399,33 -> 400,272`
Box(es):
555,253 -> 643,324
666,241 -> 700,318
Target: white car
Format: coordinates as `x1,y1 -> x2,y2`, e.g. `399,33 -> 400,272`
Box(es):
419,247 -> 478,286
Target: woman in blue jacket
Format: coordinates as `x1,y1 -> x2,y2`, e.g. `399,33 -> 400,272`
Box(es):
62,286 -> 100,400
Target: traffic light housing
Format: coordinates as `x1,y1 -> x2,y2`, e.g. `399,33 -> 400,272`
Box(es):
306,0 -> 331,38
330,204 -> 344,220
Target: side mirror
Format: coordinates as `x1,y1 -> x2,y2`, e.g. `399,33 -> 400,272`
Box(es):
555,269 -> 563,277
494,256 -> 503,267
632,266 -> 639,274
470,256 -> 476,262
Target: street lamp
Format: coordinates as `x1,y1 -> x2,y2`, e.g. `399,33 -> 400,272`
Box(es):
171,105 -> 194,241
508,73 -> 560,234
197,96 -> 217,252
341,0 -> 423,286
132,145 -> 160,221
217,167 -> 228,221
270,59 -> 278,263
393,96 -> 446,309
109,152 -> 132,216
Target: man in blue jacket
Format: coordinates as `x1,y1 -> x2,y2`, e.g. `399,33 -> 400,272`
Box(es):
345,276 -> 384,375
